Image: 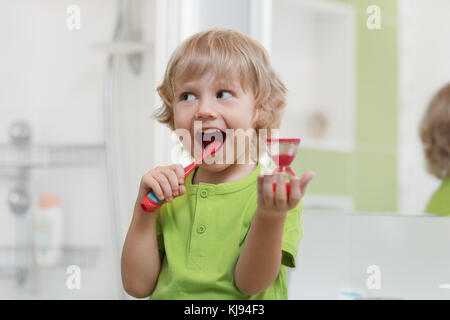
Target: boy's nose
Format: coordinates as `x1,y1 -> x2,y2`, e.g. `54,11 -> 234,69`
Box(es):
194,99 -> 218,120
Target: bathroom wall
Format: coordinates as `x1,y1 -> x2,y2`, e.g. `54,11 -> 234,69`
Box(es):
0,0 -> 113,298
0,0 -> 157,298
286,0 -> 399,213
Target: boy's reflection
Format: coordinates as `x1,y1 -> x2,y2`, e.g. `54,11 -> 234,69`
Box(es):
420,83 -> 450,216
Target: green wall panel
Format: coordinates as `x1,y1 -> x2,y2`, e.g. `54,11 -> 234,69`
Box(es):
292,0 -> 398,213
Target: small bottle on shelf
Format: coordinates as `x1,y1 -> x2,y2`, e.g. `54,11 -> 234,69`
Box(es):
33,193 -> 63,266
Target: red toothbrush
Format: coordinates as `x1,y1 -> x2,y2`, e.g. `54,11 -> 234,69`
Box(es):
140,141 -> 222,212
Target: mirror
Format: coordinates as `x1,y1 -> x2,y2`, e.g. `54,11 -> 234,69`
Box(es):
271,0 -> 450,216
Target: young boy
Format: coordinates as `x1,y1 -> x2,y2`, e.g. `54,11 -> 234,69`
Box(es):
121,28 -> 315,299
420,83 -> 450,216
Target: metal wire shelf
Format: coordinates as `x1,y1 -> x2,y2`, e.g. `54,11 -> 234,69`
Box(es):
0,143 -> 106,169
0,245 -> 100,276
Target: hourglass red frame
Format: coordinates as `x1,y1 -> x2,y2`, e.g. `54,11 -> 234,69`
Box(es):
266,138 -> 301,195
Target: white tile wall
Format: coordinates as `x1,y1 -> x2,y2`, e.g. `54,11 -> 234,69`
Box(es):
0,0 -> 117,144
0,0 -> 157,298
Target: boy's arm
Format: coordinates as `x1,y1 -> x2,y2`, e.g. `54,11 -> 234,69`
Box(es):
121,196 -> 162,298
234,209 -> 286,295
234,171 -> 314,296
121,164 -> 184,298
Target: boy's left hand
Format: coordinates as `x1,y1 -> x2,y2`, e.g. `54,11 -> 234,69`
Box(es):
256,171 -> 315,218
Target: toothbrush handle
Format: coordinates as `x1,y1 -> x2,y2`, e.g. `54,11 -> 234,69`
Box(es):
140,141 -> 221,212
140,159 -> 202,212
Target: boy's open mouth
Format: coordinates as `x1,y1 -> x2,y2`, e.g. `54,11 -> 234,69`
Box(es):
200,128 -> 227,150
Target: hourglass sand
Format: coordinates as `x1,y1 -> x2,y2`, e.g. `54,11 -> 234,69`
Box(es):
266,138 -> 301,196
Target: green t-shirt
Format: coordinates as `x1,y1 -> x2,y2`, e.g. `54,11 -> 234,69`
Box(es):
150,163 -> 303,300
426,179 -> 450,216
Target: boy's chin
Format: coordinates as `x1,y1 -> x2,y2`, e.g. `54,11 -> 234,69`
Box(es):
199,157 -> 257,173
199,161 -> 231,172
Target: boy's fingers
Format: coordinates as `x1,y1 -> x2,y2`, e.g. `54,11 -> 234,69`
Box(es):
257,175 -> 263,206
299,171 -> 315,196
257,174 -> 264,195
172,164 -> 185,184
288,176 -> 301,207
161,168 -> 180,196
275,173 -> 287,207
153,171 -> 173,201
142,175 -> 164,201
179,185 -> 186,195
262,174 -> 274,206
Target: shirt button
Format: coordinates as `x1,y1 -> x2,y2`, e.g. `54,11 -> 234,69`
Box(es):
197,225 -> 206,234
200,190 -> 208,198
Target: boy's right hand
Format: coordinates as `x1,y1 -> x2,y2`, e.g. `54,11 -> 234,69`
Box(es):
138,164 -> 186,204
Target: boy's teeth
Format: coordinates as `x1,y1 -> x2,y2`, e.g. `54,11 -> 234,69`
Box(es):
202,129 -> 223,139
203,129 -> 221,134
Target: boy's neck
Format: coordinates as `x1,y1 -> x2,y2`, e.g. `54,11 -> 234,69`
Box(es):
192,162 -> 258,185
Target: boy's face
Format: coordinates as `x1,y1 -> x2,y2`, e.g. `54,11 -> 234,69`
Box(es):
173,71 -> 256,172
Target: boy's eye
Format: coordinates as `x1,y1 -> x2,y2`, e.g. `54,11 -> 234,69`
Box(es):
181,93 -> 196,101
217,91 -> 232,99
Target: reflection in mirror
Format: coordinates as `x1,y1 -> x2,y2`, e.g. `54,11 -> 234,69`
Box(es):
419,83 -> 450,217
268,0 -> 450,216
397,0 -> 450,217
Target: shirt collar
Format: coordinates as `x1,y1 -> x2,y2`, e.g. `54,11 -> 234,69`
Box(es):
185,162 -> 263,195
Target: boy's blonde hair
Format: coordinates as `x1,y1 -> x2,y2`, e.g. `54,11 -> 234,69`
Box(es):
420,83 -> 450,179
153,28 -> 287,133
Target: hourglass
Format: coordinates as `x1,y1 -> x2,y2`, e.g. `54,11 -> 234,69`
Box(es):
266,138 -> 301,195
